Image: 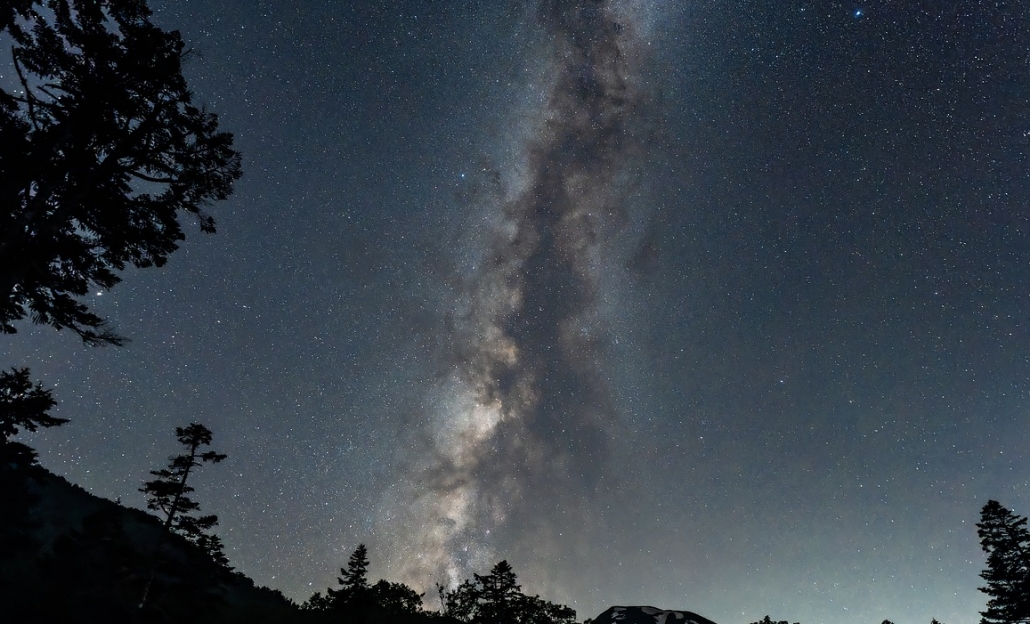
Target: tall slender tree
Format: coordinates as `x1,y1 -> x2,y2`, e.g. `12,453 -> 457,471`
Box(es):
339,544 -> 371,592
305,544 -> 427,621
326,544 -> 372,611
476,560 -> 521,624
138,422 -> 228,613
140,423 -> 227,549
977,500 -> 1030,624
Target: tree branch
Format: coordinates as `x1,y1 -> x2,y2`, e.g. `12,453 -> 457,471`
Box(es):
11,49 -> 40,131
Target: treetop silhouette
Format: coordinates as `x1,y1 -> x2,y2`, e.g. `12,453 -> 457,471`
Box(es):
440,559 -> 576,624
140,423 -> 228,566
0,367 -> 64,465
304,544 -> 427,622
977,500 -> 1030,624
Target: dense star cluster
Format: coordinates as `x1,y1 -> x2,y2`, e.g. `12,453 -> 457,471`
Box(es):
4,1 -> 1030,624
376,0 -> 655,589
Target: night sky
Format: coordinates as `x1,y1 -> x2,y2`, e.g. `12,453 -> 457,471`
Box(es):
5,1 -> 1030,623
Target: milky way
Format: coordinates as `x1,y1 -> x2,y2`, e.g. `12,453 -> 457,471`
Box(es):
379,0 -> 656,590
10,2 -> 1030,622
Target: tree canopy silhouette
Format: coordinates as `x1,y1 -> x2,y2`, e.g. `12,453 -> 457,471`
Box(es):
440,560 -> 576,624
305,544 -> 427,622
0,366 -> 63,465
0,0 -> 241,345
336,543 -> 371,595
977,500 -> 1030,624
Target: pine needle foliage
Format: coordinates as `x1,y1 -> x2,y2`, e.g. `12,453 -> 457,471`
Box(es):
140,423 -> 228,566
977,500 -> 1030,624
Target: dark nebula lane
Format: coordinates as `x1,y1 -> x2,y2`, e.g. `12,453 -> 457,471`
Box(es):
379,0 -> 654,591
11,2 -> 1029,622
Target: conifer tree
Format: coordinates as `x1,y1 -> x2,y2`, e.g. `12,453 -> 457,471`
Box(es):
440,560 -> 576,624
326,544 -> 372,611
0,367 -> 64,465
140,423 -> 228,563
138,423 -> 227,608
977,500 -> 1030,624
476,560 -> 522,624
339,543 -> 370,591
305,544 -> 425,621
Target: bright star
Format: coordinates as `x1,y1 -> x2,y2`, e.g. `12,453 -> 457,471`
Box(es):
854,8 -> 863,17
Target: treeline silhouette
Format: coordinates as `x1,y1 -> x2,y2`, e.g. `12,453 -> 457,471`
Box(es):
0,370 -> 576,623
0,448 -> 574,624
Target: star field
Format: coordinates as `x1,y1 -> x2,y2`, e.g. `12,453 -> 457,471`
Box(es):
4,2 -> 1030,623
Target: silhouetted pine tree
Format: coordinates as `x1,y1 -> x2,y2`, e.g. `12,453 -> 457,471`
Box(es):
340,544 -> 371,590
141,423 -> 227,558
476,561 -> 521,624
139,423 -> 228,607
977,500 -> 1030,624
305,545 -> 427,623
369,579 -> 425,616
326,543 -> 371,611
440,560 -> 575,624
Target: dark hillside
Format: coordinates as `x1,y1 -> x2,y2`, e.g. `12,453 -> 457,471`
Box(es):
0,461 -> 297,624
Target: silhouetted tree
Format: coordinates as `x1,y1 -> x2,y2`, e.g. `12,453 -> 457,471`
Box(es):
138,422 -> 228,608
1,0 -> 242,345
477,560 -> 521,624
306,544 -> 426,622
340,544 -> 371,590
516,593 -> 577,624
369,579 -> 425,616
441,560 -> 575,624
324,543 -> 372,611
748,617 -> 799,624
977,500 -> 1030,624
441,578 -> 480,622
0,367 -> 63,465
